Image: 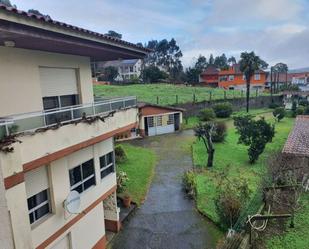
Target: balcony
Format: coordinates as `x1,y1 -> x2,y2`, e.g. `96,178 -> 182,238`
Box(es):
0,96 -> 137,139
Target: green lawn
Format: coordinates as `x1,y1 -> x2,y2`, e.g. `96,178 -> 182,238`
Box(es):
192,112 -> 295,224
116,143 -> 157,205
266,194 -> 309,249
94,83 -> 268,106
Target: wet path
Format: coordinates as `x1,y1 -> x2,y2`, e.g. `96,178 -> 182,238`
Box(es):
111,130 -> 220,249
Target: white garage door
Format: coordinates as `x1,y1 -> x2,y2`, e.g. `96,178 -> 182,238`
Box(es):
50,235 -> 71,249
39,67 -> 78,97
147,114 -> 175,136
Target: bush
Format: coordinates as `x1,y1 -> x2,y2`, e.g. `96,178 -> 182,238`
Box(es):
199,108 -> 215,121
182,170 -> 196,199
298,99 -> 309,107
213,102 -> 233,118
269,102 -> 280,109
115,146 -> 127,164
212,121 -> 227,143
305,106 -> 309,115
273,107 -> 286,122
116,170 -> 129,193
295,106 -> 305,116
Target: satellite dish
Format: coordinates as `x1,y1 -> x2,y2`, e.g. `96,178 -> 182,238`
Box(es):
64,191 -> 81,214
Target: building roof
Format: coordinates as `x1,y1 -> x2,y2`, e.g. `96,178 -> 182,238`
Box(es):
0,4 -> 150,60
219,64 -> 266,75
99,59 -> 140,68
282,115 -> 309,157
200,65 -> 219,75
137,102 -> 185,112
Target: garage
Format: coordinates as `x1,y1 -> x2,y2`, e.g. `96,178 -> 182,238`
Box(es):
138,103 -> 183,137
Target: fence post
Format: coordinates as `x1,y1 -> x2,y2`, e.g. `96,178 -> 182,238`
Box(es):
233,90 -> 235,99
241,90 -> 243,98
224,91 -> 226,100
156,96 -> 159,104
256,88 -> 258,98
176,95 -> 178,104
193,93 -> 196,103
209,91 -> 212,102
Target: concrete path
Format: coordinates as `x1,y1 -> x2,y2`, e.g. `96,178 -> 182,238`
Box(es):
111,130 -> 220,249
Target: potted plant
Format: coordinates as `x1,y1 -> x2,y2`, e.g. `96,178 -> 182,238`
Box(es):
123,192 -> 132,208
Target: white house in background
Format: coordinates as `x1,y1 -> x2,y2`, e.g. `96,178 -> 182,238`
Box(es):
95,59 -> 143,82
0,4 -> 148,249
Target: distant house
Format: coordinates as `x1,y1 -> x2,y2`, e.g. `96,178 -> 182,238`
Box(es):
199,65 -> 219,87
218,64 -> 267,90
94,59 -> 143,82
265,72 -> 289,90
290,73 -> 309,91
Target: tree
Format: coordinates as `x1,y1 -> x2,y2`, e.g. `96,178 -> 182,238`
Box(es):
234,115 -> 275,164
239,51 -> 268,113
194,122 -> 215,167
100,66 -> 118,82
228,56 -> 237,65
209,54 -> 215,65
273,107 -> 286,122
28,9 -> 51,20
141,65 -> 167,83
185,67 -> 200,84
104,30 -> 122,39
214,53 -> 228,70
0,0 -> 16,7
195,55 -> 208,71
272,62 -> 288,93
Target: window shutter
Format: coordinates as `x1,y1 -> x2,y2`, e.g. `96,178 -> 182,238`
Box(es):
24,166 -> 49,198
39,67 -> 78,97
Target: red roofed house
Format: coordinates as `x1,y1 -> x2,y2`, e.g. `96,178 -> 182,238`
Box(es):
199,65 -> 219,87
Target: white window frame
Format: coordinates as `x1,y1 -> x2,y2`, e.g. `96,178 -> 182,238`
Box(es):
167,114 -> 174,125
243,74 -> 246,80
254,73 -> 260,80
69,160 -> 96,193
28,189 -> 51,225
228,75 -> 234,81
156,116 -> 163,126
100,151 -> 115,179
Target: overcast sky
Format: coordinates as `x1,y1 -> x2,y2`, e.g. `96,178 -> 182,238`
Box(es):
12,0 -> 309,69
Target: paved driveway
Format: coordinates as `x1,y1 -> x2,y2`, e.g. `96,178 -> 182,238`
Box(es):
111,130 -> 220,249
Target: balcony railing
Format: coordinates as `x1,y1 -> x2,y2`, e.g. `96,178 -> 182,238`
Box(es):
0,96 -> 137,138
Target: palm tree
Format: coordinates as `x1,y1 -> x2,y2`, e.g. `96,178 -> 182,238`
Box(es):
272,62 -> 288,92
239,52 -> 268,112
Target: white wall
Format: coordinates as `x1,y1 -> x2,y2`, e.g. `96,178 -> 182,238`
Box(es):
0,46 -> 94,117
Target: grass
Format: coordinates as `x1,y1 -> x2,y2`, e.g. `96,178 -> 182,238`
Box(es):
94,83 -> 269,106
192,111 -> 295,224
116,143 -> 157,206
266,194 -> 309,249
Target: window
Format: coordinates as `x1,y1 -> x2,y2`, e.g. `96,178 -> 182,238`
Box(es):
228,75 -> 234,81
167,114 -> 174,125
43,94 -> 79,110
242,74 -> 246,80
25,166 -> 51,225
100,151 -> 115,179
130,66 -> 134,72
28,189 -> 50,224
156,116 -> 162,126
254,74 -> 260,80
147,117 -> 154,127
69,159 -> 96,193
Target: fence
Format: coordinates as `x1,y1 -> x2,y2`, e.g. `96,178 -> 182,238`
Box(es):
0,96 -> 137,138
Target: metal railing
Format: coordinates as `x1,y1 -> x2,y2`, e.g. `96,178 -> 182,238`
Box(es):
0,96 -> 137,138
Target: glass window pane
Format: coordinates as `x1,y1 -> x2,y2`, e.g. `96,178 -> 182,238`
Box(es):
82,159 -> 94,178
106,152 -> 113,165
69,166 -> 82,186
29,213 -> 34,224
83,177 -> 95,191
35,203 -> 50,220
101,165 -> 114,179
43,96 -> 59,110
27,189 -> 48,210
72,185 -> 83,194
99,155 -> 106,169
60,94 -> 79,107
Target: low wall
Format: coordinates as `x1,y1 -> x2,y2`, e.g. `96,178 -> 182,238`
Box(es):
174,95 -> 283,117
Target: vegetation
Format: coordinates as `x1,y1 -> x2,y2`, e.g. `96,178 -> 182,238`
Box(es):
212,121 -> 227,143
199,108 -> 216,121
234,115 -> 275,163
239,51 -> 268,112
94,83 -> 268,106
192,111 -> 294,224
270,62 -> 288,94
98,66 -> 118,82
114,145 -> 127,164
273,107 -> 286,122
213,102 -> 233,118
182,170 -> 196,199
104,30 -> 122,39
141,66 -> 168,83
116,144 -> 157,205
194,122 -> 216,167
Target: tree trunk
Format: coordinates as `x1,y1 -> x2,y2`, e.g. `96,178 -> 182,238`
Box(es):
246,79 -> 250,113
270,68 -> 273,100
207,148 -> 215,167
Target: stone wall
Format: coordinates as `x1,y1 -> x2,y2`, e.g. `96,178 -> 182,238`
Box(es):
174,95 -> 283,117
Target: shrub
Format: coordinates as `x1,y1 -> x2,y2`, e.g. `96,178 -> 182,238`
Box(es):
212,121 -> 227,143
295,106 -> 305,116
268,102 -> 280,109
115,146 -> 127,164
182,170 -> 196,198
298,99 -> 309,107
305,106 -> 309,115
116,170 -> 129,193
199,108 -> 215,121
273,107 -> 286,122
213,102 -> 233,118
